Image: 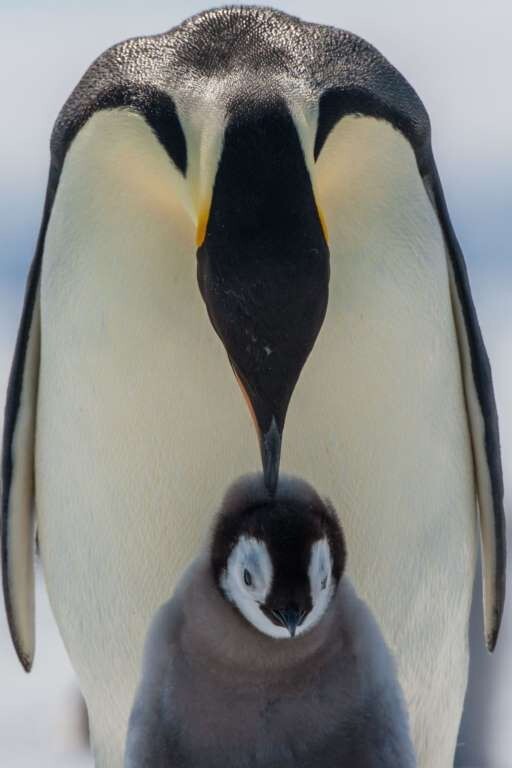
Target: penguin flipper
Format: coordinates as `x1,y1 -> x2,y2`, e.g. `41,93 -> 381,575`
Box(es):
425,163 -> 506,651
1,252 -> 41,671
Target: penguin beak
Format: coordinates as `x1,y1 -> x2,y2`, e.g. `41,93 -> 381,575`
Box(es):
230,365 -> 282,495
283,607 -> 300,638
260,419 -> 281,497
272,606 -> 301,638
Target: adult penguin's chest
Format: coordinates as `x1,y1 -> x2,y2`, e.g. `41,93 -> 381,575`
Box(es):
284,117 -> 477,662
34,111 -> 258,669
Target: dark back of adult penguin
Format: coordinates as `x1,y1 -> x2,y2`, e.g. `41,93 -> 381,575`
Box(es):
2,6 -> 504,767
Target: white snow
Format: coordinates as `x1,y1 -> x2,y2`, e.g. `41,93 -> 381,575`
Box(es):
0,568 -> 93,767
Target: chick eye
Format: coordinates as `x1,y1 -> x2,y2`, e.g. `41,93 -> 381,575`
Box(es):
321,576 -> 327,590
243,569 -> 253,587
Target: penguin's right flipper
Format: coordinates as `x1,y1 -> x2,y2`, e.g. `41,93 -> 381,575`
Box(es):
1,250 -> 42,672
425,161 -> 506,652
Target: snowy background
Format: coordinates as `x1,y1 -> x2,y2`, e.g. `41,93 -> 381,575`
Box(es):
1,1 -> 511,766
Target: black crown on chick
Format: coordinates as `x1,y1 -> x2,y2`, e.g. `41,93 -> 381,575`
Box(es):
210,475 -> 346,639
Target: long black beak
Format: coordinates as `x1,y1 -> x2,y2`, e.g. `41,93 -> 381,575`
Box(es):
228,363 -> 283,496
261,419 -> 281,496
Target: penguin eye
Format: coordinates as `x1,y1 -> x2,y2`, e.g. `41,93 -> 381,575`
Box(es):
321,576 -> 327,590
243,569 -> 253,587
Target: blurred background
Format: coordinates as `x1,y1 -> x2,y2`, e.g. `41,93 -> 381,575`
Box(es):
0,1 -> 510,765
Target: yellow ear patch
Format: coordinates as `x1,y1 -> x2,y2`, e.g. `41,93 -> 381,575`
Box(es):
196,202 -> 211,247
316,203 -> 329,244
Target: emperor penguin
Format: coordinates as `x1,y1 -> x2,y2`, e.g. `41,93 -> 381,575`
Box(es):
125,474 -> 416,768
1,7 -> 505,767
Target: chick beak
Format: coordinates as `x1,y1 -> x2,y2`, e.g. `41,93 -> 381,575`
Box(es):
278,606 -> 301,638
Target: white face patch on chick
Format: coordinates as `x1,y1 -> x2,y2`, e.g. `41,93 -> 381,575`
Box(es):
300,537 -> 335,634
220,535 -> 335,639
220,536 -> 277,636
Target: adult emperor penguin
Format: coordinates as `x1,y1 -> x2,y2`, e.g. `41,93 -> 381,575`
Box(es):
125,475 -> 416,768
1,6 -> 505,767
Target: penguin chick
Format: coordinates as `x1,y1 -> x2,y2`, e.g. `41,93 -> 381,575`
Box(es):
125,475 -> 416,768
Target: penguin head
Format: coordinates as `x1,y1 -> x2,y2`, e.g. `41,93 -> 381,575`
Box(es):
211,475 -> 346,639
197,98 -> 329,496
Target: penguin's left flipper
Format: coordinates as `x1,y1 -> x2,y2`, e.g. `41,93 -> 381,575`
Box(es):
425,163 -> 506,651
1,250 -> 42,672
2,58 -> 189,670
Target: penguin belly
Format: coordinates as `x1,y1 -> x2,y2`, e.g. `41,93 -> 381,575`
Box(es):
35,112 -> 255,765
285,117 -> 477,767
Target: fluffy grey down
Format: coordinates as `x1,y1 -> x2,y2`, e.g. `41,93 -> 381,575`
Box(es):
125,553 -> 415,767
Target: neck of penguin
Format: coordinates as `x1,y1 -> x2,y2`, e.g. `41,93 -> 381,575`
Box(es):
178,552 -> 346,680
